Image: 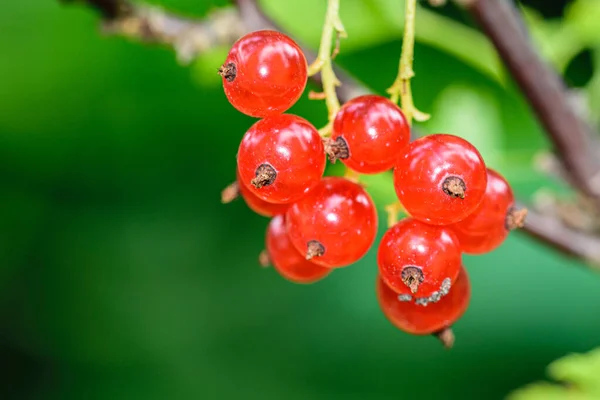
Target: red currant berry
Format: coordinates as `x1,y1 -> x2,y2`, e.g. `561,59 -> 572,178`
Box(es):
393,134 -> 487,225
236,171 -> 289,217
286,177 -> 378,268
265,215 -> 331,284
450,168 -> 527,254
377,266 -> 470,346
327,95 -> 410,173
219,30 -> 307,118
377,218 -> 461,300
237,114 -> 326,204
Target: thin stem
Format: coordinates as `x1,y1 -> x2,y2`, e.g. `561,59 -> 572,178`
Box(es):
307,0 -> 346,125
343,168 -> 361,183
387,0 -> 430,124
384,201 -> 405,227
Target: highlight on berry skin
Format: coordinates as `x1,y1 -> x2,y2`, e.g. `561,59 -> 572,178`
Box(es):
376,266 -> 471,349
219,30 -> 308,118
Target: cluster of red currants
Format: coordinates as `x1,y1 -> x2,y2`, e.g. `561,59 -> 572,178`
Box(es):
220,30 -> 526,347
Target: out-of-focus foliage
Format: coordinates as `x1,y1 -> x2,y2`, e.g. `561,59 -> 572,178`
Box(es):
509,348 -> 600,400
1,0 -> 600,399
262,0 -> 504,82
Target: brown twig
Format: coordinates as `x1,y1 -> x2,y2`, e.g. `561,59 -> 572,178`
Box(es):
66,0 -> 600,267
62,0 -> 245,64
458,0 -> 600,203
515,201 -> 600,268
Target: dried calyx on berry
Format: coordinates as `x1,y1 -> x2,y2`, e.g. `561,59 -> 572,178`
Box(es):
401,266 -> 424,294
378,218 -> 462,299
442,176 -> 466,199
237,114 -> 326,204
306,240 -> 325,260
376,266 -> 471,349
323,137 -> 349,163
265,215 -> 331,284
393,134 -> 487,225
218,62 -> 236,83
251,164 -> 277,189
286,177 -> 378,268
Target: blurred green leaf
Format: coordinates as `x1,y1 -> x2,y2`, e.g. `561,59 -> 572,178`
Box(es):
423,84 -> 503,167
549,348 -> 600,394
508,348 -> 600,400
564,0 -> 600,48
509,383 -> 593,400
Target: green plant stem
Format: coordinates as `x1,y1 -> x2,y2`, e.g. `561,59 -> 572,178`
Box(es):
307,0 -> 346,126
387,0 -> 429,124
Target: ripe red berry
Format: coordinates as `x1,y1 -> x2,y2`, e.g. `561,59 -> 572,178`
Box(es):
286,177 -> 378,268
450,168 -> 527,254
327,95 -> 410,173
219,30 -> 307,118
236,171 -> 289,217
377,266 -> 470,339
393,134 -> 487,225
237,114 -> 326,204
265,215 -> 331,284
377,218 -> 461,301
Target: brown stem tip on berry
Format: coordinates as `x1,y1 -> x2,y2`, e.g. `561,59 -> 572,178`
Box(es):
324,137 -> 349,163
306,240 -> 325,260
442,176 -> 466,199
218,62 -> 236,82
505,207 -> 528,230
251,164 -> 277,188
401,266 -> 424,294
434,327 -> 455,349
258,250 -> 271,268
221,181 -> 240,204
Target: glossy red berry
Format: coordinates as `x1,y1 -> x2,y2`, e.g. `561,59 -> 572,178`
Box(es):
265,215 -> 331,284
236,171 -> 289,217
377,266 -> 470,336
450,168 -> 527,254
327,95 -> 410,173
393,134 -> 487,225
286,177 -> 378,268
219,30 -> 308,118
237,114 -> 326,204
377,218 -> 462,301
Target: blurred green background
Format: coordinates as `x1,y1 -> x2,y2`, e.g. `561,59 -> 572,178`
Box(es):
2,0 -> 600,399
